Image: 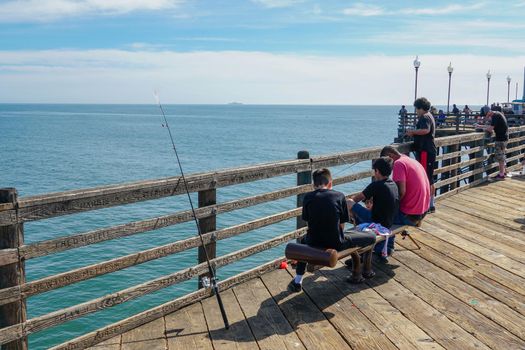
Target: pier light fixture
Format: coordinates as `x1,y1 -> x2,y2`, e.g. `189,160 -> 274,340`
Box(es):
486,70 -> 492,106
447,62 -> 453,113
413,56 -> 421,102
507,76 -> 511,103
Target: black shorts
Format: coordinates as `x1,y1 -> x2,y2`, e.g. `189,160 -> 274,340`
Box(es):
417,151 -> 435,185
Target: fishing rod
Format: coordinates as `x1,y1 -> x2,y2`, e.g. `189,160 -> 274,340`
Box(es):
154,92 -> 230,329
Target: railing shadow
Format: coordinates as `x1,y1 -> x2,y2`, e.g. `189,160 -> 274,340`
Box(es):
169,264 -> 393,344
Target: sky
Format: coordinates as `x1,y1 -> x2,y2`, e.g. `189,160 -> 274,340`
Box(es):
0,0 -> 524,104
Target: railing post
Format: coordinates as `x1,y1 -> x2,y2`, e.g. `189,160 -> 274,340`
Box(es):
197,188 -> 216,289
470,137 -> 485,183
0,188 -> 27,350
296,150 -> 311,229
449,143 -> 460,190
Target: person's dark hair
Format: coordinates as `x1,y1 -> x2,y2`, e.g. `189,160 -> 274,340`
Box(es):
312,168 -> 332,187
401,105 -> 405,108
414,97 -> 431,111
372,157 -> 393,177
380,145 -> 400,157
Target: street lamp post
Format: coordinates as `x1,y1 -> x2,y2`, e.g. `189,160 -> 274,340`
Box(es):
517,82 -> 519,101
413,56 -> 421,102
447,62 -> 453,113
507,76 -> 511,103
486,70 -> 492,106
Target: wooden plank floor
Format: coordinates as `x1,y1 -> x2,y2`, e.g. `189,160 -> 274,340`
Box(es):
88,178 -> 525,350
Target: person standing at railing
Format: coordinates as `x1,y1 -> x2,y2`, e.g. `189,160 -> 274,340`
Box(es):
288,168 -> 376,292
463,105 -> 472,119
405,97 -> 437,213
476,111 -> 508,180
452,104 -> 460,115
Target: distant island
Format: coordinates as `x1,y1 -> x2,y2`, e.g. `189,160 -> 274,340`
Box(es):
227,102 -> 244,105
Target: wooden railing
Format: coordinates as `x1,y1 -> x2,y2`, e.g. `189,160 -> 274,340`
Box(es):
1,127 -> 525,349
397,112 -> 525,141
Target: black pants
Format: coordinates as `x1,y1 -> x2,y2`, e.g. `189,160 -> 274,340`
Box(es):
296,232 -> 376,275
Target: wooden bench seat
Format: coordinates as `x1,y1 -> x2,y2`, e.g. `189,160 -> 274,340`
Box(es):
286,224 -> 410,283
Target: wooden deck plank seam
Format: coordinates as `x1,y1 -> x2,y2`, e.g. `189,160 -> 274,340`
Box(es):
387,248 -> 525,342
230,281 -> 264,350
395,235 -> 525,317
318,262 -> 440,350
282,268 -> 395,350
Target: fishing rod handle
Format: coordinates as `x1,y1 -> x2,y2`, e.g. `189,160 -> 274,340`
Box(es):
213,285 -> 230,329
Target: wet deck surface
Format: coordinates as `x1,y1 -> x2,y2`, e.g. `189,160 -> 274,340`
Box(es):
89,177 -> 525,350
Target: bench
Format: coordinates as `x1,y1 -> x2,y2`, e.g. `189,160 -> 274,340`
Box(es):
285,224 -> 412,283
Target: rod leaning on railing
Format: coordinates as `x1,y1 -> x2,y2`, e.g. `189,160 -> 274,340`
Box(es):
1,127 -> 524,349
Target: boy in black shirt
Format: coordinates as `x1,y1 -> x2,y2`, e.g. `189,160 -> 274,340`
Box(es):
347,157 -> 399,228
406,97 -> 436,212
289,168 -> 376,292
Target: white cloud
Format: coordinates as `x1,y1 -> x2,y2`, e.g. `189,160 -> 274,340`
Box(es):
0,0 -> 183,22
251,0 -> 304,8
399,3 -> 485,15
342,3 -> 385,16
0,49 -> 523,105
342,2 -> 486,17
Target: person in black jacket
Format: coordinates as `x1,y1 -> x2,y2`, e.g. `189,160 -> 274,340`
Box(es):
289,168 -> 376,292
406,97 -> 436,213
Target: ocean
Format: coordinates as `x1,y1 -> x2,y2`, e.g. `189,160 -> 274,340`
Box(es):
1,104 -> 399,348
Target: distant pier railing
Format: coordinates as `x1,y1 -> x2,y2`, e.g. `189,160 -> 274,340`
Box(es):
1,126 -> 525,349
397,112 -> 525,142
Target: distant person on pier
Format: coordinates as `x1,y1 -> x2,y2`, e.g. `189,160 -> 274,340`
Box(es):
379,146 -> 430,254
437,110 -> 446,126
476,111 -> 508,180
480,105 -> 490,117
405,97 -> 436,213
452,104 -> 460,115
289,168 -> 376,292
463,105 -> 472,118
398,105 -> 408,131
399,105 -> 408,117
347,157 -> 399,260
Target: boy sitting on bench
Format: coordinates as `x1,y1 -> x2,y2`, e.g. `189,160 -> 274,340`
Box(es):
347,157 -> 400,263
289,168 -> 376,292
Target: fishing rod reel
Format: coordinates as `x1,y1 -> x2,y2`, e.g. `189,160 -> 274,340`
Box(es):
200,275 -> 220,290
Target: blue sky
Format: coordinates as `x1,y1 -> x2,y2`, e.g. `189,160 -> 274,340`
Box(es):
1,0 -> 524,104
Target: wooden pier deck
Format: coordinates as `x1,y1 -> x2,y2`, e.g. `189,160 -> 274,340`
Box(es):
89,177 -> 525,350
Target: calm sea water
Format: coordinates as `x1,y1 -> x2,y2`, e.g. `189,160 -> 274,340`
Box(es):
1,104 -> 399,349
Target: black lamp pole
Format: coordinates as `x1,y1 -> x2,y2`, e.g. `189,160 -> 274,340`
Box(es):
447,62 -> 453,113
486,70 -> 491,106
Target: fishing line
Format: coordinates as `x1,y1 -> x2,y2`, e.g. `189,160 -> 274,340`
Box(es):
154,91 -> 230,329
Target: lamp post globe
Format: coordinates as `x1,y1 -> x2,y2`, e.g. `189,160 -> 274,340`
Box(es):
447,62 -> 453,113
413,56 -> 421,103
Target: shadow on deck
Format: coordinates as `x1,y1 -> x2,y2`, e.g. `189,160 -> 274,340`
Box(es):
91,178 -> 525,350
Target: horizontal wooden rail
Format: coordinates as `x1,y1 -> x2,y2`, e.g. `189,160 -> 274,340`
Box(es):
2,169 -> 371,266
0,207 -> 303,305
49,257 -> 286,350
436,145 -> 483,162
0,227 -> 306,345
434,151 -> 524,189
0,147 -> 384,226
434,155 -> 488,175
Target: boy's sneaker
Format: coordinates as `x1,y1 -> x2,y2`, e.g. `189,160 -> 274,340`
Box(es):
495,174 -> 505,180
428,206 -> 436,213
287,280 -> 302,293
